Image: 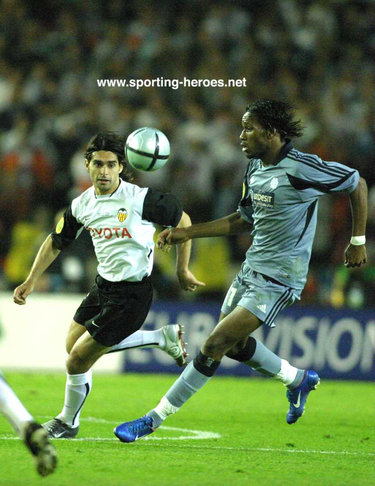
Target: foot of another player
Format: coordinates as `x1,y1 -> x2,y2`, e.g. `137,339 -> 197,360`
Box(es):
42,418 -> 79,439
114,416 -> 156,443
24,421 -> 57,476
161,324 -> 188,366
286,370 -> 320,424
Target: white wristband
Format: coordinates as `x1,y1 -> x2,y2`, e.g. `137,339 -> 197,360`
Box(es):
350,236 -> 366,246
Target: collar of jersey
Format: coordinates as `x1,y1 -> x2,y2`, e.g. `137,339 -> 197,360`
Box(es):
275,139 -> 293,165
259,140 -> 293,169
94,180 -> 122,199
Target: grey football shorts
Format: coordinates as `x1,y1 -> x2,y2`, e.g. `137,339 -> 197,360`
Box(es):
221,267 -> 301,327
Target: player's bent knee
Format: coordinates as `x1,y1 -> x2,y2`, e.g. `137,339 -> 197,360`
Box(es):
225,336 -> 256,362
67,334 -> 109,374
202,332 -> 237,358
228,336 -> 249,353
66,350 -> 91,374
225,341 -> 246,359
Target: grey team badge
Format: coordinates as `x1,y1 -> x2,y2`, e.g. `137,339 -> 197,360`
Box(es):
270,177 -> 279,189
117,208 -> 128,223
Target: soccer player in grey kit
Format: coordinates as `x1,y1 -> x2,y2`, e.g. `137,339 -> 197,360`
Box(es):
114,99 -> 367,441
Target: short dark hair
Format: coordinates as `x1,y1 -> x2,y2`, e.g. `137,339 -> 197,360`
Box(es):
246,99 -> 304,139
84,131 -> 133,181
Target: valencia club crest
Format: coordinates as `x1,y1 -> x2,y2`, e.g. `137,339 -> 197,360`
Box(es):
117,208 -> 128,223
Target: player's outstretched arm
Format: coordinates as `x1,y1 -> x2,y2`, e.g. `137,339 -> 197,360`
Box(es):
158,211 -> 252,248
344,176 -> 368,268
174,211 -> 205,292
13,234 -> 61,305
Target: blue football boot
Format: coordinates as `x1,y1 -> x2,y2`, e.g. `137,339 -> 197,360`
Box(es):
286,370 -> 320,424
114,416 -> 155,442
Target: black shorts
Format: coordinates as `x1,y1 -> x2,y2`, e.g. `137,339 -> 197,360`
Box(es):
74,275 -> 153,347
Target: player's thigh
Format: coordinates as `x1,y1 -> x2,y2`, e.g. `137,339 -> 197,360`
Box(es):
221,281 -> 244,316
66,320 -> 87,354
203,306 -> 261,356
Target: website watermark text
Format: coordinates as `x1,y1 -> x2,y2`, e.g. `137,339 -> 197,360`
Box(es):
97,77 -> 247,90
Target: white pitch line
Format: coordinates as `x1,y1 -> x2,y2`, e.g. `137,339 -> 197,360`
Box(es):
0,417 -> 220,442
0,431 -> 220,442
4,416 -> 370,456
0,436 -> 373,457
138,443 -> 375,457
0,436 -> 115,442
36,416 -> 221,441
83,418 -> 221,439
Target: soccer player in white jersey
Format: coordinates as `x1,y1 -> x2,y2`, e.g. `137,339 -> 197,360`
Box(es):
114,99 -> 368,442
0,371 -> 57,475
13,132 -> 204,439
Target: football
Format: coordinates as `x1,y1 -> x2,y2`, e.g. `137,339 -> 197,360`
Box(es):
125,127 -> 170,171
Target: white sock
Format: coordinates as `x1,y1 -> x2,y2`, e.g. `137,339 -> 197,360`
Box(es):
148,396 -> 180,427
153,396 -> 179,420
0,373 -> 33,436
275,359 -> 299,386
57,370 -> 92,428
107,329 -> 166,353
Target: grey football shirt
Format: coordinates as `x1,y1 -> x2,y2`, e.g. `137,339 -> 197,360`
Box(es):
238,142 -> 359,290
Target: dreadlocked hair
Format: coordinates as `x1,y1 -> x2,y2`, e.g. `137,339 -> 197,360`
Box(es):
246,99 -> 304,139
84,131 -> 134,182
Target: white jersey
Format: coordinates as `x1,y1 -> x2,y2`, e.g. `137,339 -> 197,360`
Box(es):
52,180 -> 182,282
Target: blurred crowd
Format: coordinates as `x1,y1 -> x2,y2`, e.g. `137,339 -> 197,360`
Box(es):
0,0 -> 374,308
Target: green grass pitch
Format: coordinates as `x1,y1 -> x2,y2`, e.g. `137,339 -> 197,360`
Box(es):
0,372 -> 374,485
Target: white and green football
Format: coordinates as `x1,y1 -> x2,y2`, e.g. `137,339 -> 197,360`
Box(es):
125,127 -> 170,171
